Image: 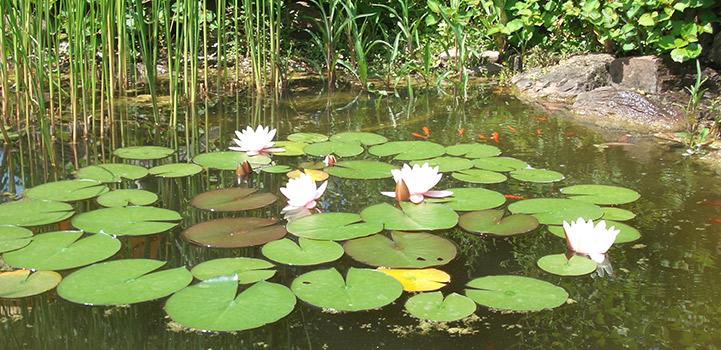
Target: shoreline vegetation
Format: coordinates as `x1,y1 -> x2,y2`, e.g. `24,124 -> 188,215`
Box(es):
0,0 -> 719,148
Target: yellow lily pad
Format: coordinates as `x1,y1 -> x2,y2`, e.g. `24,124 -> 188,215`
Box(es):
286,169 -> 329,181
376,267 -> 450,292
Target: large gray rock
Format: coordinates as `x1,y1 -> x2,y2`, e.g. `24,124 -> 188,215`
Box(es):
510,54 -> 614,100
609,55 -> 683,93
571,87 -> 685,132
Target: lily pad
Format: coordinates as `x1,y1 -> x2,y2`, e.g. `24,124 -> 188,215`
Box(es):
0,270 -> 62,298
446,144 -> 501,158
343,231 -> 457,268
298,161 -> 326,170
0,200 -> 74,227
452,169 -> 507,184
601,207 -> 636,221
190,258 -> 275,284
261,165 -> 293,174
509,169 -> 565,183
465,275 -> 568,311
472,157 -> 529,172
405,292 -> 476,322
262,238 -> 344,266
287,169 -> 329,181
193,152 -> 272,170
272,141 -> 307,156
287,132 -> 328,143
360,202 -> 459,231
369,141 -> 445,160
537,254 -> 598,276
182,217 -> 286,248
190,188 -> 277,212
3,231 -> 120,271
57,259 -> 192,305
330,132 -> 387,146
0,226 -> 33,252
324,161 -> 397,179
426,188 -> 506,211
165,276 -> 295,332
409,157 -> 473,173
304,141 -> 364,157
376,267 -> 451,292
560,184 -> 641,205
458,210 -> 539,237
547,220 -> 640,243
71,206 -> 181,236
290,267 -> 402,311
149,163 -> 202,178
96,189 -> 158,207
508,198 -> 604,225
25,180 -> 109,202
286,213 -> 382,241
76,164 -> 149,183
114,146 -> 174,160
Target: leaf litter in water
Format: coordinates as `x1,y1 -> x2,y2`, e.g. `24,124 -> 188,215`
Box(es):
182,217 -> 286,248
376,267 -> 450,292
190,188 -> 277,212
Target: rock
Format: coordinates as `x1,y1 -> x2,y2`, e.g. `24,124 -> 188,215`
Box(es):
510,53 -> 614,100
439,48 -> 459,62
481,50 -> 500,63
571,87 -> 686,132
609,55 -> 687,93
708,31 -> 721,68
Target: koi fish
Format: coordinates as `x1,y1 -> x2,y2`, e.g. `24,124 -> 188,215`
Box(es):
536,129 -> 542,135
478,134 -> 490,141
566,132 -> 575,137
618,135 -> 628,142
492,132 -> 499,143
507,125 -> 517,133
504,194 -> 527,200
700,202 -> 721,206
412,132 -> 427,139
423,126 -> 430,137
709,219 -> 721,224
535,117 -> 548,121
458,128 -> 465,136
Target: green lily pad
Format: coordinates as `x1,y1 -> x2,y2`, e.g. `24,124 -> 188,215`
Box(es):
426,188 -> 506,211
190,258 -> 275,284
291,267 -> 402,311
0,200 -> 74,227
272,141 -> 307,156
182,217 -> 285,248
324,161 -> 397,179
465,275 -> 568,311
446,144 -> 501,158
286,213 -> 382,241
149,163 -> 203,178
452,169 -> 507,184
472,157 -> 529,172
3,231 -> 121,271
262,238 -> 344,266
71,206 -> 181,236
193,152 -> 272,170
57,259 -> 192,305
76,164 -> 149,183
0,226 -> 33,253
25,180 -> 109,202
165,276 -> 295,332
0,270 -> 62,298
96,189 -> 158,207
287,132 -> 328,143
114,146 -> 174,160
409,157 -> 473,173
560,184 -> 641,205
298,161 -> 326,170
343,231 -> 457,268
508,198 -> 604,225
601,207 -> 636,221
405,292 -> 477,322
190,188 -> 277,212
261,165 -> 293,174
547,220 -> 640,243
330,132 -> 387,146
509,169 -> 565,183
360,202 -> 459,231
304,141 -> 364,157
369,141 -> 446,160
537,254 -> 598,276
458,210 -> 539,237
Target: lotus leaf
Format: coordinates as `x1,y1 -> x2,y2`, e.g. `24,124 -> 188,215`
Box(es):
304,141 -> 364,157
458,210 -> 539,237
193,151 -> 271,170
287,132 -> 328,143
25,179 -> 109,202
451,169 -> 507,184
465,275 -> 568,311
409,157 -> 473,172
0,226 -> 33,252
360,202 -> 458,231
472,157 -> 529,172
426,188 -> 506,211
537,254 -> 597,276
546,220 -> 640,243
190,188 -> 277,212
446,144 -> 501,158
561,184 -> 641,205
272,141 -> 307,156
287,213 -> 382,241
286,169 -> 329,181
601,207 -> 636,221
190,258 -> 275,284
324,161 -> 397,179
182,217 -> 286,248
71,206 -> 181,236
330,132 -> 387,146
509,169 -> 564,183
262,238 -> 344,266
343,231 -> 457,268
261,165 -> 293,173
0,270 -> 62,299
405,292 -> 476,322
149,163 -> 202,178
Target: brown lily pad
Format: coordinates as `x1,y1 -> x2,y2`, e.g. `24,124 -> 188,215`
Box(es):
181,218 -> 286,248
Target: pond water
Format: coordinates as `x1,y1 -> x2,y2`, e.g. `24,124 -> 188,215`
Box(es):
1,85 -> 720,349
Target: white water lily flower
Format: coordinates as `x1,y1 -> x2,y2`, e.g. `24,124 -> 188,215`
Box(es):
280,173 -> 328,213
229,125 -> 284,156
381,163 -> 453,204
562,218 -> 620,264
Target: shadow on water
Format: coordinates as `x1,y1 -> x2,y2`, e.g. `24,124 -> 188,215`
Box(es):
2,86 -> 721,349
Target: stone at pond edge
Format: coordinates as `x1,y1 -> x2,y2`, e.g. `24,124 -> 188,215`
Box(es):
510,54 -> 614,100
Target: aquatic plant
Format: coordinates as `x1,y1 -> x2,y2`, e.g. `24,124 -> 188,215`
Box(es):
229,126 -> 284,156
280,172 -> 328,215
562,217 -> 620,264
381,163 -> 453,203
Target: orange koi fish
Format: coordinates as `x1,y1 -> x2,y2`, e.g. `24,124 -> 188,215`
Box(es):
709,219 -> 721,224
492,132 -> 500,143
478,134 -> 490,141
412,132 -> 427,139
536,129 -> 542,135
618,135 -> 628,142
535,117 -> 548,121
566,132 -> 575,137
700,202 -> 721,206
507,125 -> 517,133
504,194 -> 527,200
422,126 -> 430,136
458,128 -> 465,136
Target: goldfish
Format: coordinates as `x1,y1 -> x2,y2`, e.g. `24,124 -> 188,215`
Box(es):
536,129 -> 542,135
566,132 -> 575,137
458,128 -> 465,136
507,125 -> 517,133
492,132 -> 499,143
478,134 -> 490,141
504,194 -> 527,200
535,117 -> 548,121
412,132 -> 427,139
422,126 -> 430,136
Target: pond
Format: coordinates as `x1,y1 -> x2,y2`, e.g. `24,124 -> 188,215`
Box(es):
0,85 -> 720,349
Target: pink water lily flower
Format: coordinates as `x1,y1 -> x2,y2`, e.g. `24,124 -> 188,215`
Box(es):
562,218 -> 620,264
381,163 -> 453,204
229,125 -> 285,156
280,173 -> 328,213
